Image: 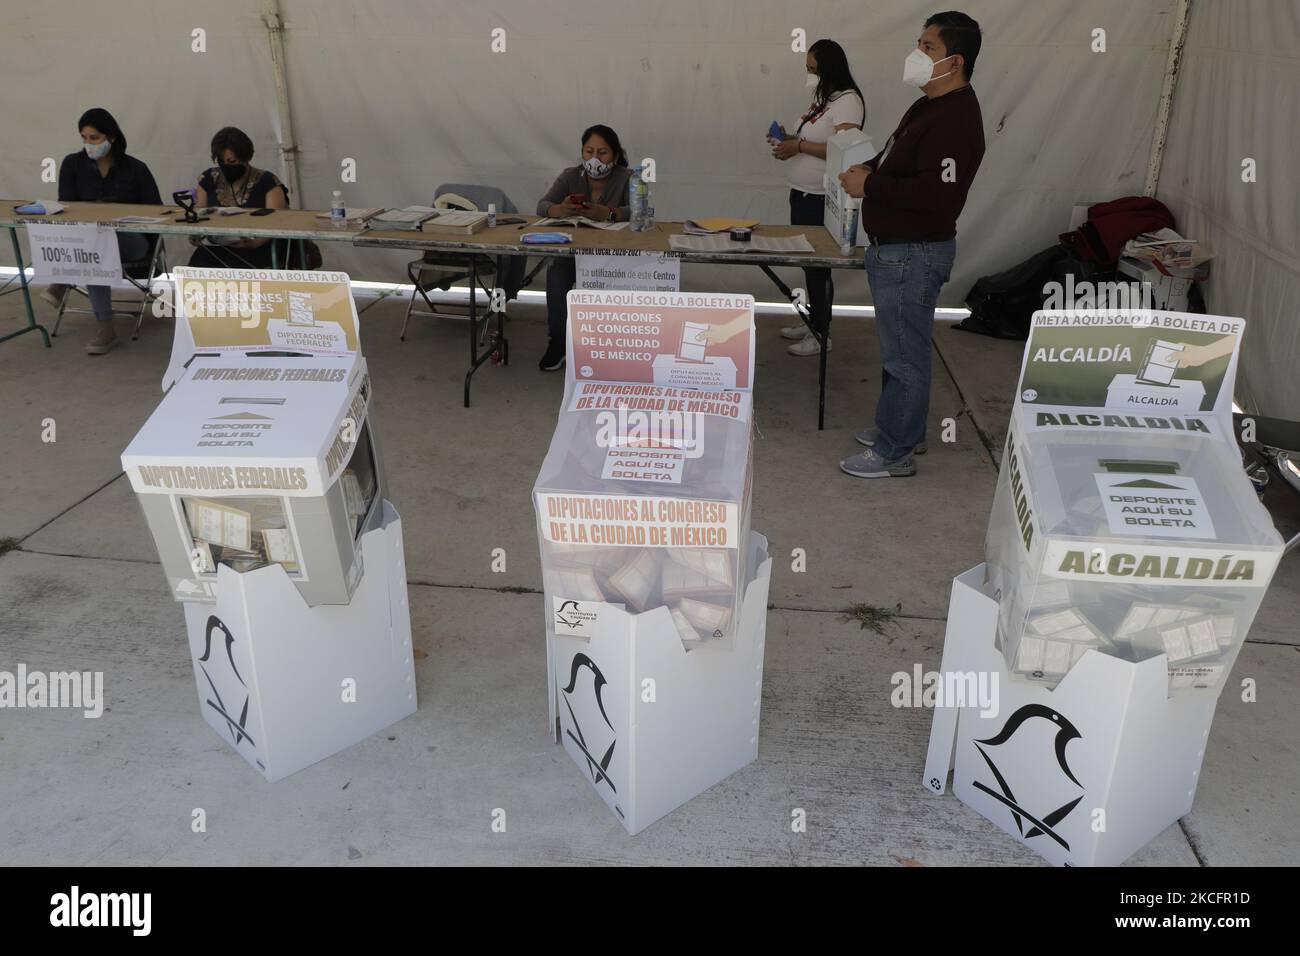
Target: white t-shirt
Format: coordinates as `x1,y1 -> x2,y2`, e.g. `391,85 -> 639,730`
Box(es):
786,90 -> 866,195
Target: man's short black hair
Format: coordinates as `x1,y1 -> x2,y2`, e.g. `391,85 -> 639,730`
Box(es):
925,11 -> 982,80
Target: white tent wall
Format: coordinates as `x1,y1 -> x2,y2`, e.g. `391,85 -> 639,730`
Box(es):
2,0 -> 1176,304
1156,0 -> 1300,421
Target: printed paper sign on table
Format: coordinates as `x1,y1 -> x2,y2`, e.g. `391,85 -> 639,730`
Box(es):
26,222 -> 123,285
576,251 -> 680,292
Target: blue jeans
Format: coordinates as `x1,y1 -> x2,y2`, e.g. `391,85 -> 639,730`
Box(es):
87,232 -> 151,322
863,239 -> 956,460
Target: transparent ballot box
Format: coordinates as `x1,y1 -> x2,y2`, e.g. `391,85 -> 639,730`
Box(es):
122,353 -> 387,606
534,390 -> 754,648
985,427 -> 1282,697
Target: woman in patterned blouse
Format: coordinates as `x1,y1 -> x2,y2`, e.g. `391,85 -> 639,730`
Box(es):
187,126 -> 290,269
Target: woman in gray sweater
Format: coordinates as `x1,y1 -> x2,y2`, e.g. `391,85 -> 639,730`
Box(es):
536,124 -> 633,370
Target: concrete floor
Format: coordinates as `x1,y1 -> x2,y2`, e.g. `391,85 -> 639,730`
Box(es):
0,286 -> 1296,866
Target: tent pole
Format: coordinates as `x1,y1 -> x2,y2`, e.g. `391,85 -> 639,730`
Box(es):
1144,0 -> 1194,197
263,0 -> 303,209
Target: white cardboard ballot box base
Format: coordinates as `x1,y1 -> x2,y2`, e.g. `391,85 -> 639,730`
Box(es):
181,500 -> 416,782
924,565 -> 1218,867
547,532 -> 770,835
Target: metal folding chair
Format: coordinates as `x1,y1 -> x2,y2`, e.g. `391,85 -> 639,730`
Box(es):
400,183 -> 532,342
52,236 -> 169,340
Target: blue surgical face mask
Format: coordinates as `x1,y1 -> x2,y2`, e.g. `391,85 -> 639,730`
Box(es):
583,156 -> 613,179
84,140 -> 112,160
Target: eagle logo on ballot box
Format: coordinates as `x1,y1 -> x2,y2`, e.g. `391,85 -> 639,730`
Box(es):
197,615 -> 258,761
971,704 -> 1084,852
559,653 -> 623,819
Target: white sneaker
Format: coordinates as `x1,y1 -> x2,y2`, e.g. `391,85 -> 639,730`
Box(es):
787,335 -> 829,356
780,323 -> 810,340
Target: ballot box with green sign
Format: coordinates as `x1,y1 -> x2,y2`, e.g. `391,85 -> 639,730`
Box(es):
985,309 -> 1284,698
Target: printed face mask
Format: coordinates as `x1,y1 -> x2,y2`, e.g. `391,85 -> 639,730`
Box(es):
583,156 -> 613,179
84,141 -> 112,160
903,48 -> 955,88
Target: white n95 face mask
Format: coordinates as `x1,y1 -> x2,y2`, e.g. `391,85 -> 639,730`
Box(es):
806,72 -> 819,88
583,156 -> 613,179
903,48 -> 954,88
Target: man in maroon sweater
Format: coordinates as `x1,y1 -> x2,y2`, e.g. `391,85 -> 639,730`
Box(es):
837,11 -> 985,478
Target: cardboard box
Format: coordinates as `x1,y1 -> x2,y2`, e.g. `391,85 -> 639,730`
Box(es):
989,310 -> 1284,697
122,268 -> 387,606
924,565 -> 1217,867
822,129 -> 875,247
548,533 -> 771,834
182,501 -> 417,781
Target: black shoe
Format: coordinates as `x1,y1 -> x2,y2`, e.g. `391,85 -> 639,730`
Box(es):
539,338 -> 566,371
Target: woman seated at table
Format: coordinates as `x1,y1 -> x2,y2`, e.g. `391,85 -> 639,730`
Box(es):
187,126 -> 289,269
52,107 -> 162,355
535,124 -> 633,371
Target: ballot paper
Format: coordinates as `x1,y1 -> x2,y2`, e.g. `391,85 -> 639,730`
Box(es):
678,322 -> 709,362
260,528 -> 299,569
545,542 -> 627,573
551,567 -> 606,603
1136,339 -> 1184,387
666,548 -> 733,587
342,471 -> 367,516
661,559 -> 734,599
287,290 -> 315,326
608,550 -> 660,611
670,607 -> 705,645
677,597 -> 732,637
187,499 -> 252,552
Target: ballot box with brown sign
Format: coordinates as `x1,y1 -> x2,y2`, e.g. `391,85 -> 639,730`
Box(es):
121,267 -> 415,781
533,290 -> 771,834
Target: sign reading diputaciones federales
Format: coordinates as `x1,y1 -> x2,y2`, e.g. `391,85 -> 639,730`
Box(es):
1016,309 -> 1243,434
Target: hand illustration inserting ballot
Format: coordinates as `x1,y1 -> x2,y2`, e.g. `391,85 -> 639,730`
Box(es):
1174,335 -> 1235,368
694,315 -> 750,345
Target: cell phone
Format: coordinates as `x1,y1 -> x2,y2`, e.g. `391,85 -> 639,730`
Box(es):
567,194 -> 589,207
250,208 -> 275,217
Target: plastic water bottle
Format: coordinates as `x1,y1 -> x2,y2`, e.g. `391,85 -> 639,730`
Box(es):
330,190 -> 345,227
487,202 -> 497,228
629,167 -> 651,232
840,194 -> 861,256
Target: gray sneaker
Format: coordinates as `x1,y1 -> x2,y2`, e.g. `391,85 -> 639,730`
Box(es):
855,426 -> 927,455
840,449 -> 916,478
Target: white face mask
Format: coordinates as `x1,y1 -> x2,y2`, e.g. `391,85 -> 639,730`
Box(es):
903,48 -> 955,88
805,72 -> 819,88
84,140 -> 112,160
583,156 -> 613,179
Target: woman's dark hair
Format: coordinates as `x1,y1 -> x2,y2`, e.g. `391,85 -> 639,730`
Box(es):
807,39 -> 864,120
211,127 -> 255,163
581,124 -> 629,167
77,107 -> 126,160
